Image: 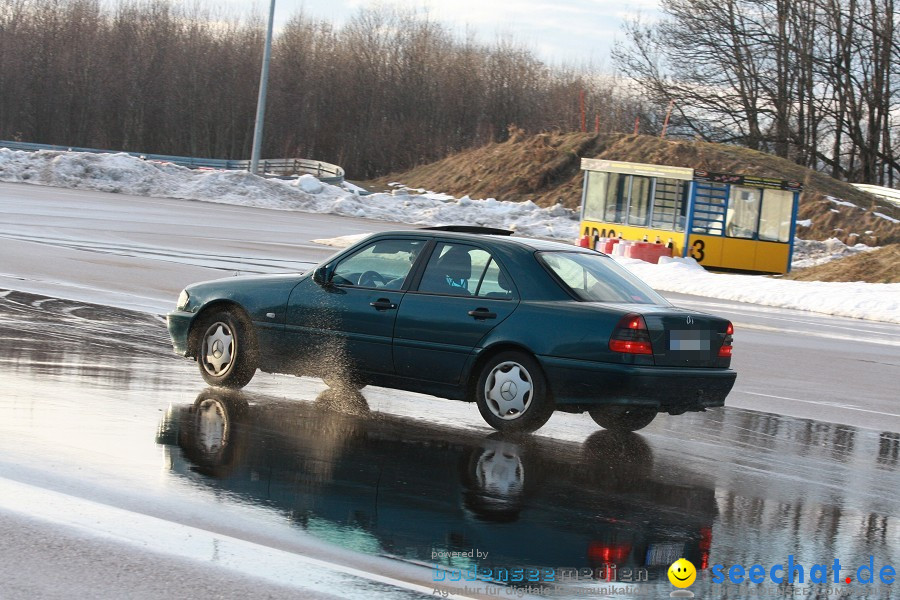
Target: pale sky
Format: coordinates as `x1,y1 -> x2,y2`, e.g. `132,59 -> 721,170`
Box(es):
227,0 -> 661,66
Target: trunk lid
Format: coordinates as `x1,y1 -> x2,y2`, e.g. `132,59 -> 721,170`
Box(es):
643,307 -> 730,367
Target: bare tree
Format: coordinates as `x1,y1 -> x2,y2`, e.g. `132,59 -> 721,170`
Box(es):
0,0 -> 643,178
615,0 -> 900,185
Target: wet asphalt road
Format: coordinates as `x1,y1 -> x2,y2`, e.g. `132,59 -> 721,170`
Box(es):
1,290 -> 898,599
664,293 -> 900,433
0,181 -> 403,312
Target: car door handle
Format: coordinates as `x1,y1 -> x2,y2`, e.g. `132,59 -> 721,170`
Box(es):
468,308 -> 497,320
370,298 -> 397,311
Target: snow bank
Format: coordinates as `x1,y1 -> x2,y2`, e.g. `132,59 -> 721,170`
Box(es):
0,148 -> 578,240
791,238 -> 877,269
311,233 -> 372,248
295,174 -> 323,194
615,256 -> 900,324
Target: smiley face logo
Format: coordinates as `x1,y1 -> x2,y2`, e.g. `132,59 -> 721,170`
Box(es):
668,558 -> 697,588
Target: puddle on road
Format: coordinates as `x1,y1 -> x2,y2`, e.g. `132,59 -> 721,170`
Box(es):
1,290 -> 898,599
161,387 -> 715,585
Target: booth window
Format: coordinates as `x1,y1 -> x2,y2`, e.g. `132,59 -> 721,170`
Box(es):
758,189 -> 793,242
627,176 -> 652,226
583,171 -> 610,222
725,187 -> 761,239
584,171 -> 688,232
650,178 -> 687,232
583,171 -> 629,223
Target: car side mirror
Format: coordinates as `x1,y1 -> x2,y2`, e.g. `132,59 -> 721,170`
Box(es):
313,265 -> 333,287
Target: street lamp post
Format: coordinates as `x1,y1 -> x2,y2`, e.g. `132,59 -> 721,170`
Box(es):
250,0 -> 276,175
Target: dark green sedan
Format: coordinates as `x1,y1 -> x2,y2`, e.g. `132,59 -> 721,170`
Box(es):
167,226 -> 736,433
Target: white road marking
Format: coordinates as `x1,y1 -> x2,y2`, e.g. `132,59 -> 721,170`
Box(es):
731,320 -> 900,347
743,392 -> 900,418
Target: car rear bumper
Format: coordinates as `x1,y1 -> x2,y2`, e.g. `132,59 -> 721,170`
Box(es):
167,310 -> 194,356
540,356 -> 736,412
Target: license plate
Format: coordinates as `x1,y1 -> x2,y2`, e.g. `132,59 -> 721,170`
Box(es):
670,330 -> 711,351
645,542 -> 686,566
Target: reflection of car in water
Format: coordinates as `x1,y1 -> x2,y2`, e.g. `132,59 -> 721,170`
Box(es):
158,388 -> 717,584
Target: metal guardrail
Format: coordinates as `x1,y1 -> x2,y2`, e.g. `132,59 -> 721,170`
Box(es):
0,140 -> 345,184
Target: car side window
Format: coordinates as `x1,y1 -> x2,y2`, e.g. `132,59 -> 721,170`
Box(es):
475,259 -> 513,299
332,239 -> 425,288
539,251 -> 659,303
418,243 -> 493,296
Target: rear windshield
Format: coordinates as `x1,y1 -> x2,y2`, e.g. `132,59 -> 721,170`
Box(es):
537,251 -> 669,305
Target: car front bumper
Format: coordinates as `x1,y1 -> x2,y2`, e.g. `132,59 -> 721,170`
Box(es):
167,310 -> 195,357
540,356 -> 736,412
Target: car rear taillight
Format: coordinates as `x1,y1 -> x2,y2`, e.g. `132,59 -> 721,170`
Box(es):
609,314 -> 653,355
718,322 -> 734,358
588,542 -> 632,567
699,526 -> 713,570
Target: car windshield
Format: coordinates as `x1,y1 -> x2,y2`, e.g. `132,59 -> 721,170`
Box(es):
538,251 -> 669,305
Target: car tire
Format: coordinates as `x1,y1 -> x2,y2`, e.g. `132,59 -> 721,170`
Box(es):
178,388 -> 250,476
588,407 -> 656,432
475,351 -> 554,433
196,308 -> 258,389
459,437 -> 530,523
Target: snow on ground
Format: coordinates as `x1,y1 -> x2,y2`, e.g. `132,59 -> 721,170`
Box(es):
3,148 -> 898,323
791,238 -> 878,269
826,196 -> 860,209
874,211 -> 900,224
621,256 -> 900,324
0,148 -> 577,240
851,182 -> 900,208
311,233 -> 371,248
